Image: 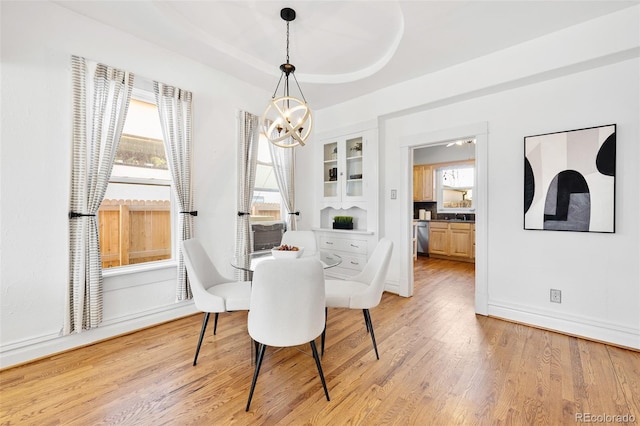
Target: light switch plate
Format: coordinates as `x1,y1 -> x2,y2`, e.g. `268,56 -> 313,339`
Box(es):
391,189 -> 397,199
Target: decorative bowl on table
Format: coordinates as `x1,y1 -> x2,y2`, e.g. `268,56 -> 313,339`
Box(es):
271,245 -> 304,259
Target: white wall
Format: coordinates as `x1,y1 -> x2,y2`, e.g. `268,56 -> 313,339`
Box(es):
0,2 -> 269,368
2,3 -> 638,369
306,6 -> 640,349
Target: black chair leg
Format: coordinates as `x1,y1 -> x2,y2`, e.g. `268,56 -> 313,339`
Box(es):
310,340 -> 330,401
213,312 -> 219,335
321,307 -> 327,357
363,309 -> 379,360
362,309 -> 369,332
193,312 -> 210,366
246,343 -> 267,411
253,339 -> 260,365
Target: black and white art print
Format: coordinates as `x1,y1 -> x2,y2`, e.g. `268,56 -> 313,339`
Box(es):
524,124 -> 616,233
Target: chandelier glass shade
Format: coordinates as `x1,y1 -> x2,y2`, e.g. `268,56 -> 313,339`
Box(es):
261,8 -> 313,148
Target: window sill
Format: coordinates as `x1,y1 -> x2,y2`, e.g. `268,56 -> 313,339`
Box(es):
103,260 -> 179,292
103,260 -> 177,278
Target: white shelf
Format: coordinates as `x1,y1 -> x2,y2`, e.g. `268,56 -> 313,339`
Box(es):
312,227 -> 374,235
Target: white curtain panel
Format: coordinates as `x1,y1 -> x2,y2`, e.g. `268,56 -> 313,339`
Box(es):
268,143 -> 297,231
236,111 -> 259,280
67,56 -> 134,334
153,82 -> 194,301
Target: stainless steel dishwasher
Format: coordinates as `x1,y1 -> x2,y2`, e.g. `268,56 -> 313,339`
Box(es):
416,221 -> 429,256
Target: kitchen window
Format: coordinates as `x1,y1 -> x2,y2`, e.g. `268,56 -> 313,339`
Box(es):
436,162 -> 475,214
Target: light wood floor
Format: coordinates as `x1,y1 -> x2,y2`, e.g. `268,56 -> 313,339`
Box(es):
1,257 -> 639,425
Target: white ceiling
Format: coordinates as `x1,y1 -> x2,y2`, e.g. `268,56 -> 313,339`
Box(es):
55,0 -> 638,109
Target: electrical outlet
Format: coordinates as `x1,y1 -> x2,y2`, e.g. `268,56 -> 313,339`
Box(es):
550,289 -> 562,303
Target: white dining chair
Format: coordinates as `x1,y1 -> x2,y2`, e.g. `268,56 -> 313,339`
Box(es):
245,257 -> 330,411
280,230 -> 318,256
182,239 -> 251,366
322,238 -> 393,359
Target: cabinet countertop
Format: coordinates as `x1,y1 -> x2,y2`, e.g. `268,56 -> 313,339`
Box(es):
312,228 -> 375,235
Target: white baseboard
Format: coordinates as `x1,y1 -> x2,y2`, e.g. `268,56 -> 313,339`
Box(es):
1,303 -> 198,369
488,302 -> 640,350
384,280 -> 401,296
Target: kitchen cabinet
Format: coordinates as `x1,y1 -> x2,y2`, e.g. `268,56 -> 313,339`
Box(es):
428,221 -> 474,262
413,164 -> 434,201
428,222 -> 449,256
449,223 -> 473,259
472,224 -> 476,259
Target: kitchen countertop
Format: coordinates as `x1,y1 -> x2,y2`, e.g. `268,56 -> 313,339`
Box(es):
415,219 -> 475,223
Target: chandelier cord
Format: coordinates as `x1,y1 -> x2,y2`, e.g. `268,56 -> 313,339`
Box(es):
284,20 -> 291,109
286,21 -> 290,64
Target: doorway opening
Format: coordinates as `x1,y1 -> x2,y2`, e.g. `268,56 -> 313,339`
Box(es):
412,141 -> 476,303
403,123 -> 488,315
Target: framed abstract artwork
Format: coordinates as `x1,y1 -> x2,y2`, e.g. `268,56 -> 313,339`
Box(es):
524,124 -> 616,233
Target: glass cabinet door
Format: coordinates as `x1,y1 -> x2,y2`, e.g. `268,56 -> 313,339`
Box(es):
321,134 -> 368,205
323,141 -> 339,199
345,137 -> 363,198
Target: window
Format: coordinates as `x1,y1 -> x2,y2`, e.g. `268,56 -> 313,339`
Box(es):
251,134 -> 283,223
436,162 -> 475,213
99,89 -> 173,269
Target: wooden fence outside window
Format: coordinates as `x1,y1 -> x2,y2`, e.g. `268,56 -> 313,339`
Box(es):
99,199 -> 171,268
251,202 -> 281,221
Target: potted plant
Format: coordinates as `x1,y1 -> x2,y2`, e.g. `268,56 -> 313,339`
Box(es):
350,142 -> 362,156
333,215 -> 354,230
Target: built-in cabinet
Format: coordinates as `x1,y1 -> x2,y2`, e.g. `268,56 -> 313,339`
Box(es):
317,231 -> 371,278
413,164 -> 434,201
315,127 -> 378,279
323,135 -> 366,204
428,221 -> 475,262
318,129 -> 377,230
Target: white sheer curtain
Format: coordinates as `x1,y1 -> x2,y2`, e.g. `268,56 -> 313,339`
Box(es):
67,56 -> 134,334
153,82 -> 194,301
236,111 -> 259,280
269,144 -> 298,231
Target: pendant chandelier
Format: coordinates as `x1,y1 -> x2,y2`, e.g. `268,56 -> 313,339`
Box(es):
261,7 -> 313,148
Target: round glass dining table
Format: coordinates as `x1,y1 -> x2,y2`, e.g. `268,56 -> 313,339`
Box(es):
231,250 -> 341,363
231,250 -> 342,272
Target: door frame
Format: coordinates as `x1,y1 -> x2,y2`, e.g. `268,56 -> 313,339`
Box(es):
400,122 -> 488,315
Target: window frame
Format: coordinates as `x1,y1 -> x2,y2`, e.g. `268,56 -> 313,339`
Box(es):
435,162 -> 476,214
250,134 -> 285,225
102,87 -> 179,276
